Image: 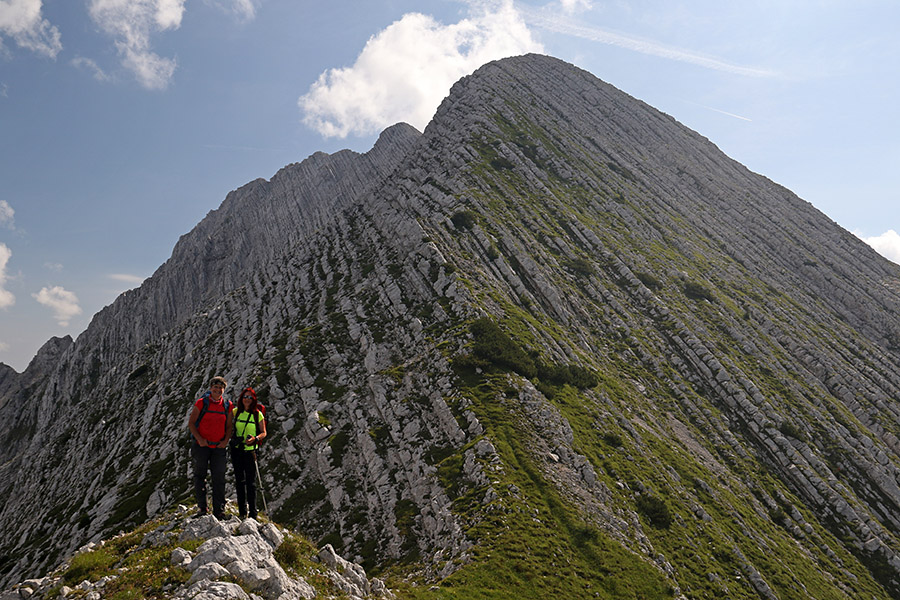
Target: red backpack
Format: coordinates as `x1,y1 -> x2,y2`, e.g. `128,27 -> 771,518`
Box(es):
194,391 -> 233,444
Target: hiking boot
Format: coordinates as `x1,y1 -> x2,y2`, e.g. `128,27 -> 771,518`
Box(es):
192,509 -> 208,519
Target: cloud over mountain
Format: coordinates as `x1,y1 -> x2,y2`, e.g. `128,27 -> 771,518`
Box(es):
299,0 -> 542,137
863,229 -> 900,265
32,285 -> 81,326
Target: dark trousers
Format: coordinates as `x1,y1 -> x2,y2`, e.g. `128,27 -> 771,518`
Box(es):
192,442 -> 227,517
231,447 -> 258,518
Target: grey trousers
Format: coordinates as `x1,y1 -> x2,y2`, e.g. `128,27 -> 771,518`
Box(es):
192,442 -> 227,517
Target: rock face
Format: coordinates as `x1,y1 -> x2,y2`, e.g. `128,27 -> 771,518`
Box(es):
3,54 -> 900,598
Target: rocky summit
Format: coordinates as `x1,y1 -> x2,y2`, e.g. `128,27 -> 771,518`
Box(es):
3,53 -> 900,599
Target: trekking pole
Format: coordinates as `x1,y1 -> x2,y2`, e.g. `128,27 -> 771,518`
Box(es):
254,451 -> 268,515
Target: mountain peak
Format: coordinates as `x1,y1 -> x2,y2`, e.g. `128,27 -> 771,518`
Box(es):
4,54 -> 900,597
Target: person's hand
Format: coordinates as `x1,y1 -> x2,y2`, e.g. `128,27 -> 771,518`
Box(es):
197,438 -> 209,447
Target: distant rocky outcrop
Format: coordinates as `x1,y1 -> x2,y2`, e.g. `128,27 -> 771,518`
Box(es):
0,336 -> 73,407
72,121 -> 421,365
3,54 -> 900,598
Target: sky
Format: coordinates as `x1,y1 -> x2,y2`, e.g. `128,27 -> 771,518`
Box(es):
1,0 -> 898,372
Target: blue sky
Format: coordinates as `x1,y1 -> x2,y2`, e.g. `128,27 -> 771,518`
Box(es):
1,0 -> 898,372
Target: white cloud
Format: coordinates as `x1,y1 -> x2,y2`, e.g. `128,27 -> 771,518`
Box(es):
43,262 -> 63,272
72,56 -> 111,81
231,0 -> 256,20
32,285 -> 82,326
0,200 -> 13,228
299,0 -> 543,138
0,243 -> 15,309
120,44 -> 176,89
559,0 -> 592,14
87,0 -> 186,90
109,273 -> 145,284
862,230 -> 900,265
0,0 -> 62,58
0,341 -> 9,352
154,0 -> 185,28
204,0 -> 256,21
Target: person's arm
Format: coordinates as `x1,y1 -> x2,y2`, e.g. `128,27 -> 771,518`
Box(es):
254,416 -> 266,443
188,404 -> 207,446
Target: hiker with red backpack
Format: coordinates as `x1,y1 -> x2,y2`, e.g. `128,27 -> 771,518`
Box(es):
231,387 -> 267,519
188,376 -> 233,519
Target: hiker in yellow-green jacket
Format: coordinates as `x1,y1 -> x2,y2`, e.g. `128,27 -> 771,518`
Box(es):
230,387 -> 267,519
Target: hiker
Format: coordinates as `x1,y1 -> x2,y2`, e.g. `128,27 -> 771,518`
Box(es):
188,376 -> 233,519
231,387 -> 267,519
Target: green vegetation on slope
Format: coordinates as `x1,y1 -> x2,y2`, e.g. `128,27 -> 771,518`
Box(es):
393,371 -> 675,600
